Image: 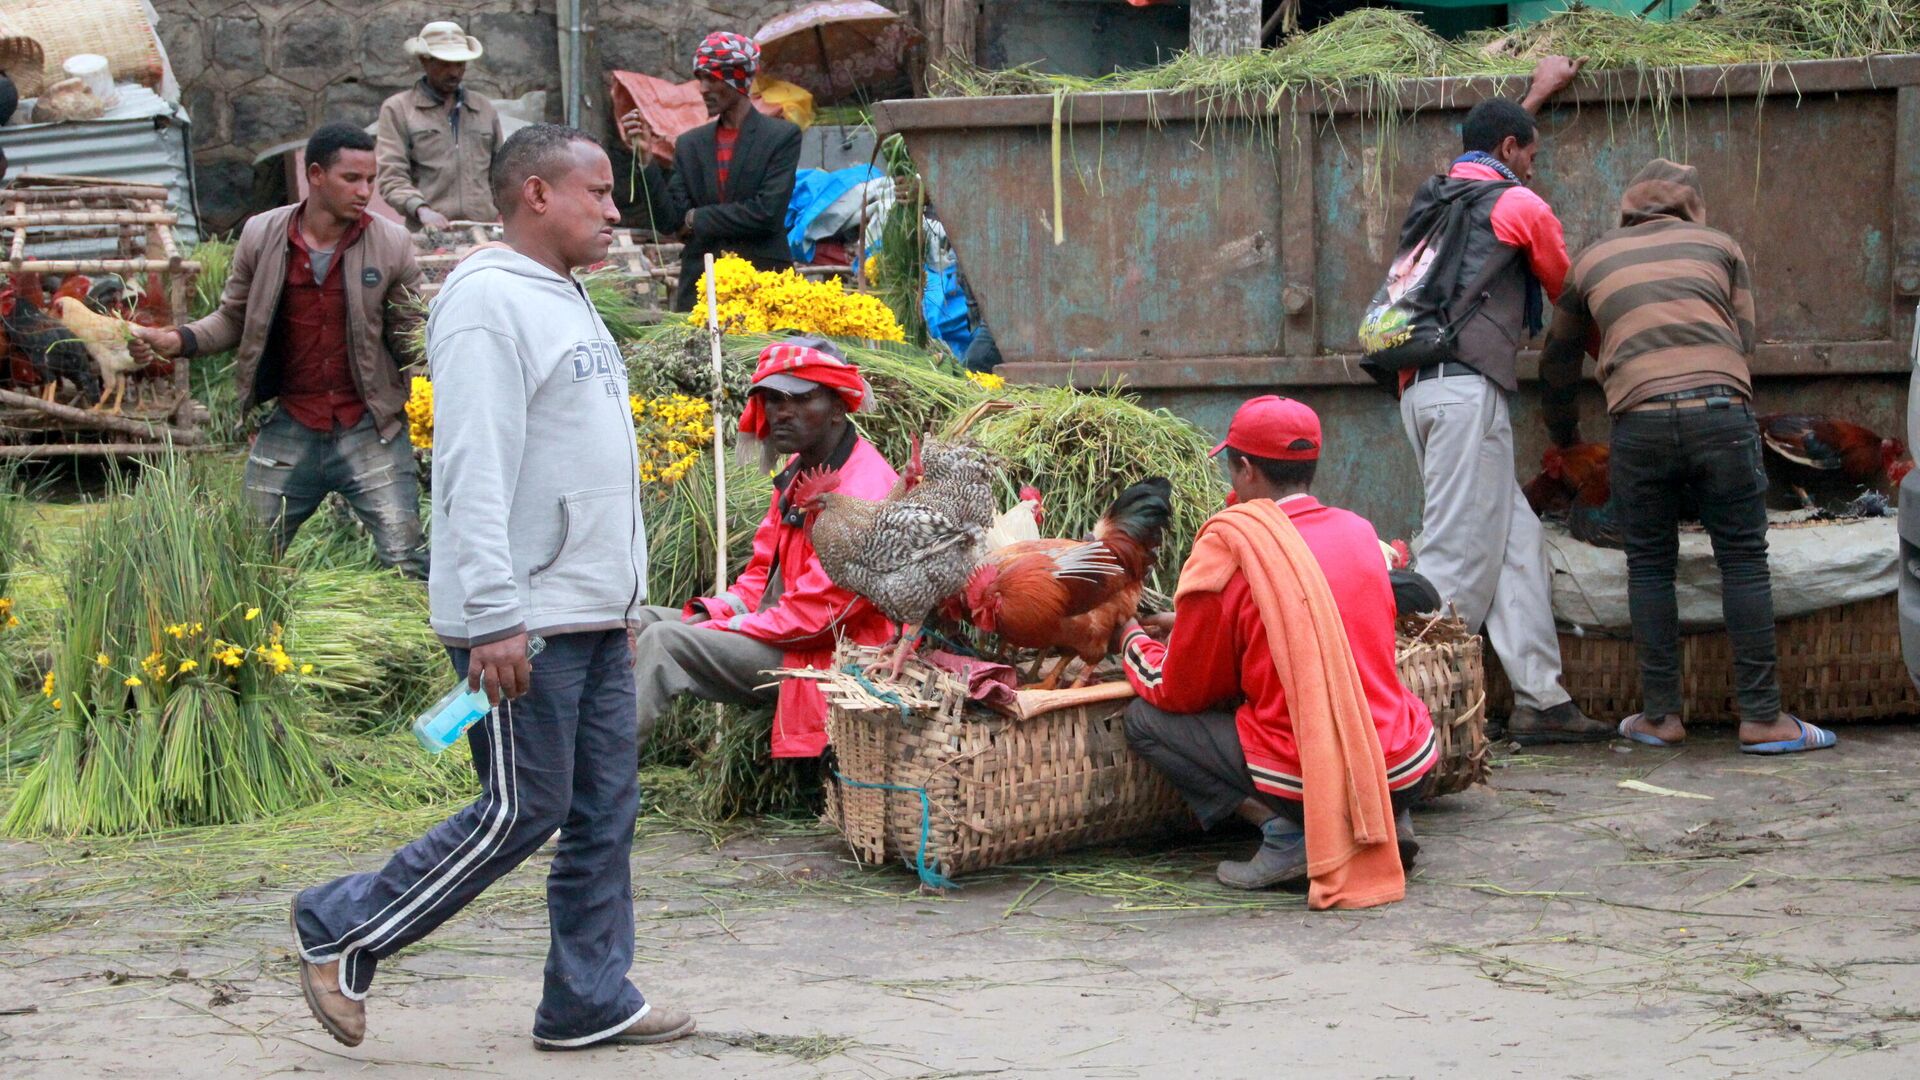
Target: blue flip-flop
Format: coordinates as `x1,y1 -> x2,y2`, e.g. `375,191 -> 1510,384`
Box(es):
1740,717 -> 1838,755
1616,714 -> 1681,747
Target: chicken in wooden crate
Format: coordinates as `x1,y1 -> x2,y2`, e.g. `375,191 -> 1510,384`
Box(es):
1,273 -> 100,405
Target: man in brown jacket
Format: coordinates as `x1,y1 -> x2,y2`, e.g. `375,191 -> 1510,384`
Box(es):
135,124 -> 428,577
376,21 -> 501,231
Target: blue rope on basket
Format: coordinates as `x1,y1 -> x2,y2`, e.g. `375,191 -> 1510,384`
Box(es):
831,770 -> 958,890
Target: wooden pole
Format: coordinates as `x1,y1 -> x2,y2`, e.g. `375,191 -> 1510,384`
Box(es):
704,253 -> 727,599
0,258 -> 203,275
0,387 -> 205,445
703,252 -> 728,730
0,210 -> 179,227
3,184 -> 173,203
0,441 -> 216,459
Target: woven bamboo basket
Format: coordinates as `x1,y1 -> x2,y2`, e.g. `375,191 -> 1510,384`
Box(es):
4,0 -> 163,98
1397,617 -> 1489,795
814,647 -> 1188,884
812,619 -> 1490,882
1488,594 -> 1919,723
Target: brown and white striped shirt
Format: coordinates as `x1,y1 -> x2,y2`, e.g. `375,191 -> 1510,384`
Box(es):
1553,217 -> 1756,414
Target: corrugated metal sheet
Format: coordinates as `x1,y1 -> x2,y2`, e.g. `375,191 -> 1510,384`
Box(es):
0,99 -> 200,259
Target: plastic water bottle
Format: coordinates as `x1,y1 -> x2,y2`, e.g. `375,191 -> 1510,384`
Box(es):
412,635 -> 546,753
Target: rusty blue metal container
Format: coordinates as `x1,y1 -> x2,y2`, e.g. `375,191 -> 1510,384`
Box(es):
876,58 -> 1920,536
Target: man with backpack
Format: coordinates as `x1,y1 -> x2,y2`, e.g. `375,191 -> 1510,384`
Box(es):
1388,59 -> 1613,745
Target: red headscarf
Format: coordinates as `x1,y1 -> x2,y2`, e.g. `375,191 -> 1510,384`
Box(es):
737,338 -> 875,438
694,31 -> 760,96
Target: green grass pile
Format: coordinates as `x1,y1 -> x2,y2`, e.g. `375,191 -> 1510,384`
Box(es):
286,567 -> 444,733
935,4 -> 1920,102
3,458 -> 330,836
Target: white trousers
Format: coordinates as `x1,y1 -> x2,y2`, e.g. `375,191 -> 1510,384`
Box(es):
1401,373 -> 1571,711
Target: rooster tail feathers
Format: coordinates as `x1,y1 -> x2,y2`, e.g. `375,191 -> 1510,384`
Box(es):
1094,478 -> 1175,547
1044,541 -> 1123,582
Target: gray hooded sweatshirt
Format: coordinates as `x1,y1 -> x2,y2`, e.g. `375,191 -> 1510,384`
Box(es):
425,247 -> 647,647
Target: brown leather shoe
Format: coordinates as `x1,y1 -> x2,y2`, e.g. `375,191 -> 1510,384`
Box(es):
291,901 -> 364,1047
533,1004 -> 697,1051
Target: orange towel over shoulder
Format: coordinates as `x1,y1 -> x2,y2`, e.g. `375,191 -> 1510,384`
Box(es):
1176,500 -> 1406,910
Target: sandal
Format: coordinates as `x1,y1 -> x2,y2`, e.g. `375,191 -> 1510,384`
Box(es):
1740,717 -> 1838,756
1616,713 -> 1682,747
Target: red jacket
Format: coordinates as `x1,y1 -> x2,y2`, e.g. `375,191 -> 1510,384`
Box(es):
686,435 -> 899,757
1451,160 -> 1570,302
1121,495 -> 1435,800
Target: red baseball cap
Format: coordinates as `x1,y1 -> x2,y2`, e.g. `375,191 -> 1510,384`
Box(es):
1209,395 -> 1322,461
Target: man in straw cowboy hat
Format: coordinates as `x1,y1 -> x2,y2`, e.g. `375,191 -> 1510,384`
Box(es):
377,20 -> 503,231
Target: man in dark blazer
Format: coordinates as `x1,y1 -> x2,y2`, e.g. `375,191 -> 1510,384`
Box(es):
619,31 -> 802,312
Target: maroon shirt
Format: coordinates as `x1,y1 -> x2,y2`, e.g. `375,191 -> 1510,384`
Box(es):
272,208 -> 370,431
715,124 -> 739,199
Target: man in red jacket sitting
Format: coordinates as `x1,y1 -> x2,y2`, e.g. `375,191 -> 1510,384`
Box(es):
629,337 -> 898,758
1119,397 -> 1436,891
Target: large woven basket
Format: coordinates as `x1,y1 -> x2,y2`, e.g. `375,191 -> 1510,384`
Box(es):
814,622 -> 1490,882
1488,594 -> 1919,723
2,0 -> 162,98
817,650 -> 1188,884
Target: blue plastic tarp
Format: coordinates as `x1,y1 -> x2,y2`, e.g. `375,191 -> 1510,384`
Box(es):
785,165 -> 880,263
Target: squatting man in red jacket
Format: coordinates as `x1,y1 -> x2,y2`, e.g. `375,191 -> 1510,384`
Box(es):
1118,397 -> 1438,893
629,337 -> 900,759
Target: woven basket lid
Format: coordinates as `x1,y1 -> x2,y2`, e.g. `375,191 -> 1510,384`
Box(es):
0,13 -> 46,99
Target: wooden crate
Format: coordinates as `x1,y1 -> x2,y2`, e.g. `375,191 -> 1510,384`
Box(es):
0,175 -> 205,457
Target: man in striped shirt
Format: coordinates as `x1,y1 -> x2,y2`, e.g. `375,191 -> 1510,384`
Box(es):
1540,158 -> 1834,755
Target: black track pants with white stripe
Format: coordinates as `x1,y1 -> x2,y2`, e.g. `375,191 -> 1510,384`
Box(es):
293,629 -> 649,1044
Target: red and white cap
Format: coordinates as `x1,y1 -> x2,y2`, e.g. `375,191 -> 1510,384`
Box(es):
1209,395 -> 1322,461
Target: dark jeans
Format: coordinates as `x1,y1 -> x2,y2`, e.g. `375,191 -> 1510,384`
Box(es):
1610,404 -> 1782,724
293,630 -> 648,1043
1123,700 -> 1430,831
245,406 -> 428,578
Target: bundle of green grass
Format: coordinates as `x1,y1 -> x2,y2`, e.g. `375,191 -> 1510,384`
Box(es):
935,3 -> 1920,101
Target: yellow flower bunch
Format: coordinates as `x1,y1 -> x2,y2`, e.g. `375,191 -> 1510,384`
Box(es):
79,615 -> 308,694
0,596 -> 17,630
687,256 -> 905,343
965,371 -> 1006,391
631,394 -> 715,486
405,376 -> 435,450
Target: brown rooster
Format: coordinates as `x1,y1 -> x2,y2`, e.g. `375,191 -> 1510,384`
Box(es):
789,437 -> 1000,679
1759,414 -> 1912,509
956,478 -> 1174,690
1523,443 -> 1621,548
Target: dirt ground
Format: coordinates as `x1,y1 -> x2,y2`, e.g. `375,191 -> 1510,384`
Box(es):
3,729 -> 1919,1079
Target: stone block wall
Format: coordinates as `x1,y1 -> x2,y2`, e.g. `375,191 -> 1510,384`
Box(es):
156,0 -> 905,232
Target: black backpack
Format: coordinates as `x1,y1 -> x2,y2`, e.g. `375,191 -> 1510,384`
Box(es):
1357,178 -> 1518,385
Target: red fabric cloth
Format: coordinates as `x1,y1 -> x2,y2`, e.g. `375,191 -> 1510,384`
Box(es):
1448,160 -> 1570,301
737,341 -> 874,438
715,124 -> 739,198
685,437 -> 900,757
274,207 -> 370,432
1121,495 -> 1436,801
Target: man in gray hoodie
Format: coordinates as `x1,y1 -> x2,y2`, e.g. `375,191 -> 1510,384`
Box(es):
288,124 -> 695,1053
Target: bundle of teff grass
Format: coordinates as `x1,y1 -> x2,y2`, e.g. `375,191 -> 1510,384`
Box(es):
0,486 -> 25,726
934,4 -> 1920,101
3,460 -> 330,835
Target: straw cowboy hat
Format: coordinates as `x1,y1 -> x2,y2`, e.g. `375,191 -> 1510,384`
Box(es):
405,21 -> 484,63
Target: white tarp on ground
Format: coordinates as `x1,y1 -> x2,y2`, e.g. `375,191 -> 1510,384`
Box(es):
1543,516 -> 1898,636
